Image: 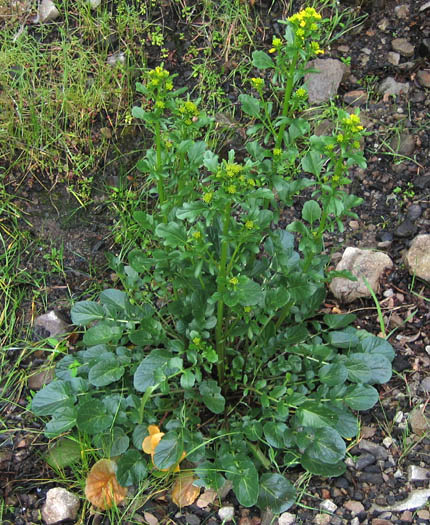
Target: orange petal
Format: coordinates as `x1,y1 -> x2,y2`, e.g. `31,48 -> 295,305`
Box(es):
148,425 -> 161,436
143,431 -> 164,455
171,473 -> 200,507
85,459 -> 127,510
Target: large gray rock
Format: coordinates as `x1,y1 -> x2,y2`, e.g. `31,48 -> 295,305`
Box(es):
391,38 -> 415,57
404,234 -> 430,282
34,310 -> 68,340
305,59 -> 346,104
378,77 -> 409,96
39,0 -> 60,22
42,488 -> 80,524
330,247 -> 393,303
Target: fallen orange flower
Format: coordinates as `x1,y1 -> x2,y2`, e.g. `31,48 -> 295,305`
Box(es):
142,425 -> 186,472
171,473 -> 200,508
85,459 -> 127,510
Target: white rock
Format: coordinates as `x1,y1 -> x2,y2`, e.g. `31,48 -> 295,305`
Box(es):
42,487 -> 80,524
89,0 -> 101,7
408,465 -> 430,481
107,51 -> 125,65
279,512 -> 296,524
404,234 -> 430,282
314,514 -> 331,525
305,58 -> 346,103
372,488 -> 430,512
329,247 -> 393,303
218,506 -> 234,522
320,499 -> 337,513
34,310 -> 68,339
39,0 -> 60,22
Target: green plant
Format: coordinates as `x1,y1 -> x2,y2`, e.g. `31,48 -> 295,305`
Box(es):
32,9 -> 395,514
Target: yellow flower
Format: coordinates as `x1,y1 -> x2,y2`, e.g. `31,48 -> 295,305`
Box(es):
142,425 -> 186,472
192,231 -> 201,239
203,192 -> 213,204
155,100 -> 165,109
310,41 -> 324,55
226,185 -> 236,194
336,134 -> 344,143
273,148 -> 282,156
192,337 -> 201,345
245,220 -> 254,230
229,277 -> 239,286
295,87 -> 307,98
269,36 -> 282,53
251,77 -> 264,90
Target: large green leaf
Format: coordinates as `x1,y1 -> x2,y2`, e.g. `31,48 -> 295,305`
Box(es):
305,427 -> 346,464
257,473 -> 296,513
116,450 -> 148,486
45,438 -> 81,469
263,422 -> 288,448
301,456 -> 347,477
45,407 -> 77,437
224,455 -> 259,507
323,313 -> 356,329
71,301 -> 105,326
155,222 -> 187,248
296,402 -> 338,429
348,353 -> 392,385
176,202 -> 207,222
195,461 -> 225,491
32,381 -> 74,416
133,349 -> 176,392
359,333 -> 395,361
326,329 -> 360,349
252,50 -> 274,69
88,358 -> 125,387
301,150 -> 324,176
110,427 -> 130,456
199,380 -> 225,414
239,94 -> 261,118
344,384 -> 379,410
153,432 -> 183,470
99,289 -> 127,310
76,399 -> 113,434
302,200 -> 321,225
330,406 -> 359,439
83,321 -> 122,346
344,355 -> 372,383
319,363 -> 348,386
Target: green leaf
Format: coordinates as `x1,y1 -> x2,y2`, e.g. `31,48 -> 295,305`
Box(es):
132,106 -> 146,119
233,276 -> 263,307
116,450 -> 148,486
257,473 -> 296,513
176,202 -> 207,222
323,313 -> 356,329
32,381 -> 74,416
188,141 -> 207,164
301,150 -> 324,176
344,355 -> 372,383
301,456 -> 346,477
99,289 -> 127,310
195,461 -> 225,491
344,384 -> 379,410
110,427 -> 130,456
180,369 -> 195,389
128,249 -> 153,272
348,353 -> 391,384
263,422 -> 288,448
296,402 -> 338,429
153,432 -> 183,470
252,50 -> 274,69
45,438 -> 81,469
199,379 -> 225,414
83,321 -> 122,346
305,427 -> 346,464
302,200 -> 321,225
45,407 -> 77,437
88,358 -> 125,387
326,330 -> 360,349
239,94 -> 261,118
134,349 -> 176,392
76,399 -> 113,434
71,301 -> 105,326
224,455 -> 259,507
155,221 -> 187,248
330,406 -> 359,439
319,363 -> 348,386
133,424 -> 147,450
359,334 -> 395,362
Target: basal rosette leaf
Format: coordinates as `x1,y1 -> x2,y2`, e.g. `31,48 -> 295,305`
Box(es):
257,473 -> 296,513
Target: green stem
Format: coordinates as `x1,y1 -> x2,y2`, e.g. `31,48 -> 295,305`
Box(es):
275,52 -> 299,149
215,202 -> 231,387
155,121 -> 167,223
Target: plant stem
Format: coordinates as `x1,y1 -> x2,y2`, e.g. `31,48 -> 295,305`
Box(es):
215,202 -> 231,387
275,51 -> 299,149
155,121 -> 167,223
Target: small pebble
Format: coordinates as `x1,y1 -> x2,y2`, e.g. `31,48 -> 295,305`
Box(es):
218,507 -> 235,522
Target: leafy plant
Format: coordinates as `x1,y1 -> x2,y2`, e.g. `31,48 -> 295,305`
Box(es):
32,8 -> 394,514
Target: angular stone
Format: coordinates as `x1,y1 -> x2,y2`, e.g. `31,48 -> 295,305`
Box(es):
39,0 -> 60,22
279,513 -> 296,525
320,499 -> 337,513
28,368 -> 54,390
343,90 -> 368,106
305,59 -> 346,104
417,70 -> 430,88
394,218 -> 417,238
42,488 -> 80,524
408,465 -> 430,481
404,234 -> 430,281
409,408 -> 430,436
34,310 -> 68,340
378,77 -> 409,96
218,506 -> 235,522
391,38 -> 415,57
387,52 -> 400,65
344,500 -> 364,515
394,4 -> 409,18
330,248 -> 393,303
390,132 -> 415,156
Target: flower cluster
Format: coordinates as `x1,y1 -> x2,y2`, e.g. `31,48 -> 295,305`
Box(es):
269,37 -> 283,54
177,100 -> 199,125
147,66 -> 173,91
288,7 -> 322,29
250,77 -> 264,91
342,113 -> 364,133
